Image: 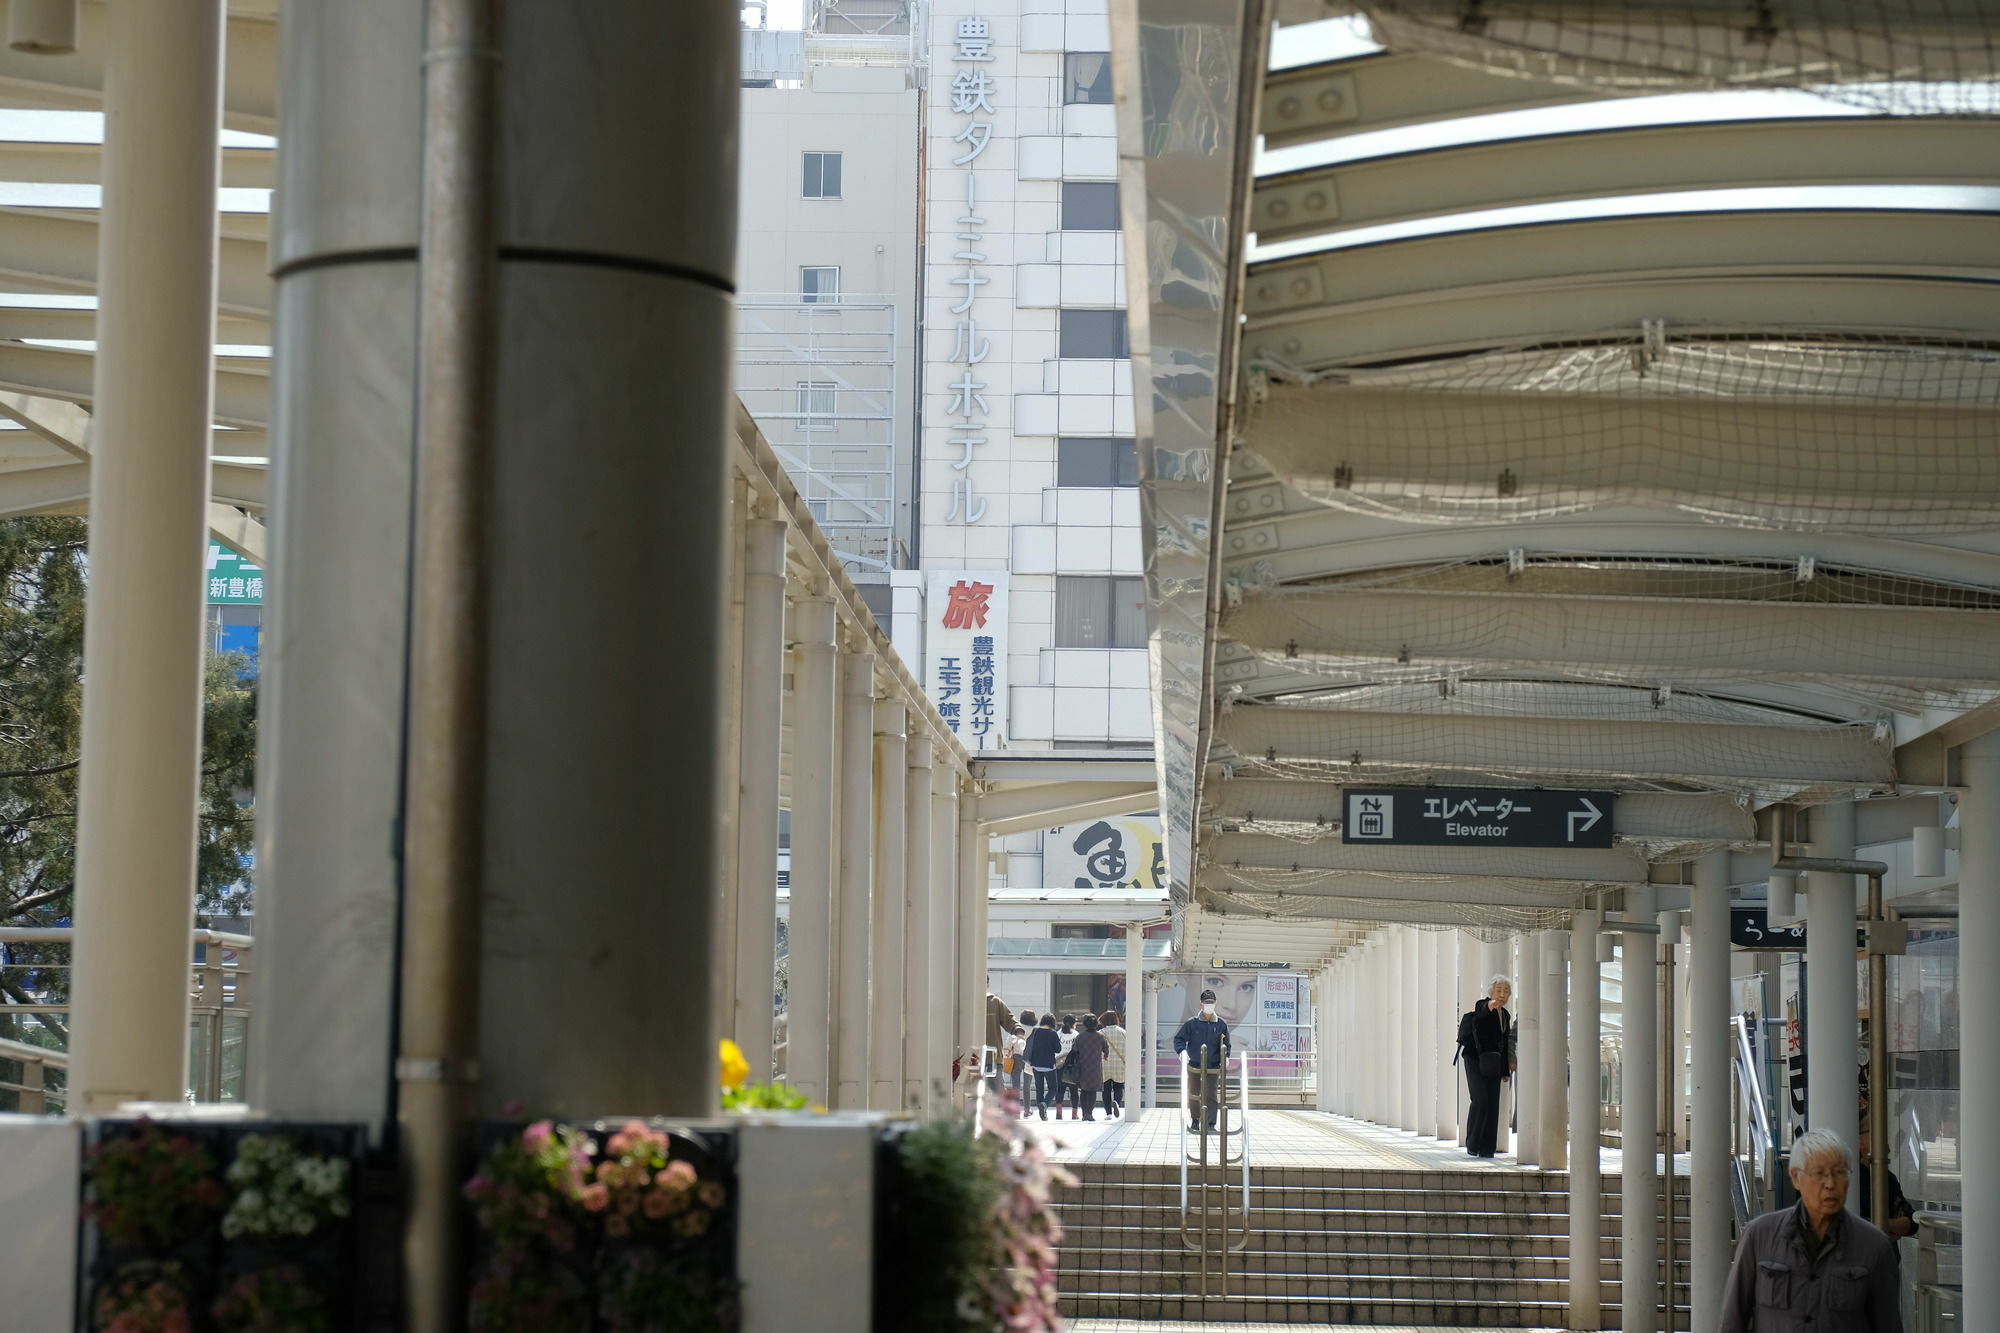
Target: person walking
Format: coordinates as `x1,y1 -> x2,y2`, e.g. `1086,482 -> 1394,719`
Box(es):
1458,975 -> 1512,1158
1023,1014 -> 1063,1121
1007,1010 -> 1037,1107
985,985 -> 1026,1092
1098,1009 -> 1128,1118
1720,1128 -> 1902,1331
1173,988 -> 1232,1132
1069,1014 -> 1113,1122
1056,1014 -> 1080,1119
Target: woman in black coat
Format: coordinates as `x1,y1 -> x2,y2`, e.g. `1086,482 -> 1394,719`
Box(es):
1023,1014 -> 1063,1121
1459,976 -> 1514,1158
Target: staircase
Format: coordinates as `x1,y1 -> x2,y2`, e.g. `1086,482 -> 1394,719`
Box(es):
1056,1160 -> 1691,1326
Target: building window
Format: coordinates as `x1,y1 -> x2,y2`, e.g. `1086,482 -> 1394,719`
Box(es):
802,151 -> 842,199
1057,437 -> 1138,487
1055,576 -> 1147,649
1064,52 -> 1113,105
801,266 -> 840,303
1061,181 -> 1120,231
797,380 -> 837,430
1059,309 -> 1129,359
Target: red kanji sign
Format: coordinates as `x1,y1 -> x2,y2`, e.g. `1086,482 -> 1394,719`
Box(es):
941,579 -> 994,630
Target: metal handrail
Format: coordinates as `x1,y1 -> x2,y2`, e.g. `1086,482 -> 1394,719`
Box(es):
1178,1049 -> 1253,1295
1730,1011 -> 1782,1230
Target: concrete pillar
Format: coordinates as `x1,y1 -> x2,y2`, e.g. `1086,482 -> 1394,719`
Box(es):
1417,928 -> 1438,1137
1437,929 -> 1460,1141
1960,734 -> 2000,1332
900,732 -> 934,1114
1689,851 -> 1732,1333
783,595 -> 839,1109
1623,883 -> 1660,1333
1518,931 -> 1543,1166
956,792 -> 987,1096
476,5 -> 740,1118
1124,923 -> 1144,1109
1144,982 -> 1161,1109
1571,908 -> 1604,1331
832,646 -> 875,1110
250,0 -> 422,1123
1804,800 -> 1860,1186
929,779 -> 958,1112
1540,929 -> 1570,1170
732,521 -> 789,1079
868,699 -> 906,1112
66,0 -> 225,1113
1389,928 -> 1409,1129
710,484 -> 747,1073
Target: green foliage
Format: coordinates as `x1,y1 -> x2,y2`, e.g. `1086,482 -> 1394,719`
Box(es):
85,1120 -> 227,1250
719,1080 -> 808,1112
880,1115 -> 1003,1333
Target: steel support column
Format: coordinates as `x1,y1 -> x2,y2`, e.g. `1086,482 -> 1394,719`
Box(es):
1390,927 -> 1410,1129
67,0 -> 223,1114
1960,734 -> 2000,1331
833,646 -> 875,1111
1805,801 -> 1860,1189
785,595 -> 839,1109
1623,884 -> 1660,1333
901,733 -> 934,1115
869,700 -> 907,1113
1690,850 -> 1731,1333
1571,909 -> 1604,1331
732,522 -> 788,1079
1417,926 -> 1438,1136
929,779 -> 958,1114
957,791 -> 987,1102
1124,923 -> 1143,1112
1436,929 -> 1458,1140
1518,931 -> 1543,1167
1540,929 -> 1569,1170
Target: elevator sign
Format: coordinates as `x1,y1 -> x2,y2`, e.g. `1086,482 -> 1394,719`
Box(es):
1342,787 -> 1616,848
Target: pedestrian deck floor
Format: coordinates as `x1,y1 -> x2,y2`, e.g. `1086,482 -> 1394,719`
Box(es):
1031,1106 -> 1667,1174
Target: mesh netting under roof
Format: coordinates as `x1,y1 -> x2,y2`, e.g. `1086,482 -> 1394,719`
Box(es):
1242,331 -> 2000,532
1331,0 -> 2000,115
1202,883 -> 1572,937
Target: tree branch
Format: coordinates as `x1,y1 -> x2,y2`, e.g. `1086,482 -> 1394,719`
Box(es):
3,881 -> 69,920
0,974 -> 66,1045
0,758 -> 76,780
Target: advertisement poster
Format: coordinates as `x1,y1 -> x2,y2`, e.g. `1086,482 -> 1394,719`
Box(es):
1154,969 -> 1311,1077
1043,816 -> 1165,892
1781,960 -> 1807,1144
924,570 -> 1008,750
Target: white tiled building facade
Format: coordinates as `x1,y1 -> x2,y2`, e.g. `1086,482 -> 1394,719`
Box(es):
917,0 -> 1150,749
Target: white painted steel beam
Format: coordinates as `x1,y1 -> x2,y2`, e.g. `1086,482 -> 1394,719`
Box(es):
1219,706 -> 1895,786
976,779 -> 1157,835
1201,869 -> 1594,909
0,138 -> 271,186
1245,210 -> 2000,321
1253,119 -> 2000,245
1207,780 -> 1755,842
1259,52 -> 1594,149
0,340 -> 265,425
971,755 -> 1157,784
0,205 -> 268,316
1203,895 -> 1569,932
1242,272 -> 1999,369
1224,588 -> 2000,686
0,458 -> 264,515
1207,832 -> 1646,883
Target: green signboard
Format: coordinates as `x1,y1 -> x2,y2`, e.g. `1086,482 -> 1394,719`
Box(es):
205,542 -> 264,605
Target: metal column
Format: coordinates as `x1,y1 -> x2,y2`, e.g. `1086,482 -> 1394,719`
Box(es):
1437,930 -> 1459,1141
1804,801 -> 1860,1183
1144,982 -> 1161,1109
956,792 -> 987,1101
833,646 -> 875,1111
1417,927 -> 1438,1137
1125,923 -> 1144,1110
1389,927 -> 1409,1129
1540,929 -> 1569,1170
1518,932 -> 1543,1166
869,700 -> 907,1112
900,732 -> 934,1114
1960,734 -> 2000,1331
1570,909 -> 1604,1331
1623,884 -> 1660,1333
68,0 -> 225,1114
785,595 -> 840,1109
1689,851 -> 1731,1333
733,521 -> 789,1079
929,779 -> 958,1113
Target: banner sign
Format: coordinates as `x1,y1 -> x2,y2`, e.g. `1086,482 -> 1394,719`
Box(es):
1343,786 -> 1614,848
1044,816 -> 1164,891
205,543 -> 264,604
924,570 -> 1008,750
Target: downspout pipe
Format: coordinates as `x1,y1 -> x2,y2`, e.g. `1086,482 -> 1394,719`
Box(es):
397,0 -> 499,1328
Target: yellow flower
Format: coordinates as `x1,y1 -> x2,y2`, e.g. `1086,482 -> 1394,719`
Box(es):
719,1039 -> 750,1091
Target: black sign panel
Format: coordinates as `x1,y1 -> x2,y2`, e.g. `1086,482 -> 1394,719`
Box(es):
1729,909 -> 1867,951
1341,786 -> 1616,849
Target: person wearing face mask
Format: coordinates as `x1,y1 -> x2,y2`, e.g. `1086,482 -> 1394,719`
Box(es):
1173,988 -> 1232,1133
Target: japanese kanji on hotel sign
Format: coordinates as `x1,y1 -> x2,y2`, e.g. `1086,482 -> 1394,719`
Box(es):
924,569 -> 1008,750
1341,787 -> 1616,849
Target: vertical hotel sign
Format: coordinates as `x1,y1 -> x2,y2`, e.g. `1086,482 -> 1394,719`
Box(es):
925,570 -> 1008,749
940,14 -> 997,524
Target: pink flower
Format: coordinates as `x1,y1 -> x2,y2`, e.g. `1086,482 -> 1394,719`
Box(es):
580,1183 -> 610,1213
607,1131 -> 630,1156
697,1181 -> 726,1209
522,1120 -> 554,1150
462,1174 -> 493,1200
643,1190 -> 671,1220
662,1160 -> 697,1189
597,1162 -> 623,1189
674,1208 -> 711,1237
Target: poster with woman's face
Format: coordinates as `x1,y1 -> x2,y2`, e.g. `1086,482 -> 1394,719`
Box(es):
1158,972 -> 1261,1027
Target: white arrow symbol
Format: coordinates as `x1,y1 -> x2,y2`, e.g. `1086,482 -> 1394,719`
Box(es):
1568,798 -> 1604,841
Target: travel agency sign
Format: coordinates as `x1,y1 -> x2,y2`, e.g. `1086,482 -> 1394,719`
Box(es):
924,570 -> 1008,750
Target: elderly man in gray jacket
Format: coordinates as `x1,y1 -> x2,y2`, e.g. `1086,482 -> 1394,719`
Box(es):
1720,1128 -> 1902,1332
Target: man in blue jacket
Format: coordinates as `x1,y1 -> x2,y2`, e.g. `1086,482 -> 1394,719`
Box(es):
1174,988 -> 1232,1133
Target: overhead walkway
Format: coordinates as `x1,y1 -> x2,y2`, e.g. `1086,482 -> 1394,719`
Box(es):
1114,1 -> 1997,1329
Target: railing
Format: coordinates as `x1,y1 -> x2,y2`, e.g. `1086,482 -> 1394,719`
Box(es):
0,1033 -> 64,1113
1729,1011 -> 1782,1229
1915,1209 -> 1963,1333
1178,1051 -> 1251,1296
